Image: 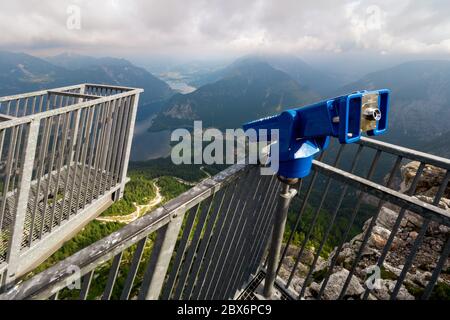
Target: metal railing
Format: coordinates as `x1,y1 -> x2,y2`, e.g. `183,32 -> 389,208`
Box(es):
273,137 -> 450,300
0,164 -> 279,300
0,84 -> 142,286
0,136 -> 448,300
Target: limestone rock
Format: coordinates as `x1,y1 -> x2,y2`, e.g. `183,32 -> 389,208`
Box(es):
371,279 -> 414,300
401,162 -> 450,198
401,211 -> 424,229
376,207 -> 399,230
368,226 -> 391,249
317,269 -> 364,300
280,245 -> 315,266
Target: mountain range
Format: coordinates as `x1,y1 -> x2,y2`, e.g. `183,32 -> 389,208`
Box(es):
150,58 -> 319,131
188,54 -> 344,95
0,50 -> 449,157
151,56 -> 450,157
0,51 -> 174,108
336,60 -> 450,154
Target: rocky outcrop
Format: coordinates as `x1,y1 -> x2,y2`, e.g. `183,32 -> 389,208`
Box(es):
401,162 -> 450,201
277,244 -> 322,295
280,161 -> 450,300
309,269 -> 365,300
164,102 -> 196,119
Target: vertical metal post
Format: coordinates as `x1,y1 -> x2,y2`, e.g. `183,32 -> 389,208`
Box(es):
70,84 -> 85,153
116,93 -> 140,200
5,120 -> 40,287
263,178 -> 298,298
138,214 -> 183,300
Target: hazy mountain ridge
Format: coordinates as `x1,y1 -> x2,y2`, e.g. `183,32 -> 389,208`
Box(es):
150,60 -> 320,131
152,57 -> 450,157
236,54 -> 345,95
335,60 -> 450,155
2,51 -> 450,157
0,51 -> 174,107
0,51 -> 70,95
188,54 -> 343,95
45,52 -> 132,70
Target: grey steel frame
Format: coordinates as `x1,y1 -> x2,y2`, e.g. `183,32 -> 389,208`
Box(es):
0,164 -> 280,300
0,136 -> 448,300
0,84 -> 142,288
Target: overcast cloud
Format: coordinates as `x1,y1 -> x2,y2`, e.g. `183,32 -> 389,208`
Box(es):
1,0 -> 450,58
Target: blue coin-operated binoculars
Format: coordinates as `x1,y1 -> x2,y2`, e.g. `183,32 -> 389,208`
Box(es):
243,89 -> 390,180
244,89 -> 390,299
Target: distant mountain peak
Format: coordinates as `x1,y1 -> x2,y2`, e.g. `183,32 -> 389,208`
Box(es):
189,53 -> 344,95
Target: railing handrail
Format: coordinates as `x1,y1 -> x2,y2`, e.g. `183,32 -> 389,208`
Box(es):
0,83 -> 140,104
3,153 -> 449,299
312,160 -> 450,225
0,84 -> 85,103
84,83 -> 141,92
358,136 -> 450,170
0,86 -> 144,131
1,130 -> 449,300
0,164 -> 249,300
0,83 -> 144,288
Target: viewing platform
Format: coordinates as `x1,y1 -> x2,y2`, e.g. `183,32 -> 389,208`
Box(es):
0,84 -> 142,284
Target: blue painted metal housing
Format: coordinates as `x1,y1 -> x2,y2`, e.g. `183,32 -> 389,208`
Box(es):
243,89 -> 390,178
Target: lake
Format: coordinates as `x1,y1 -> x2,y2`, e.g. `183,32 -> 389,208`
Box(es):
131,118 -> 172,161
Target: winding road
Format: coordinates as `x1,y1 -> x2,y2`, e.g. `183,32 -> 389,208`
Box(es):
95,167 -> 211,224
96,182 -> 163,224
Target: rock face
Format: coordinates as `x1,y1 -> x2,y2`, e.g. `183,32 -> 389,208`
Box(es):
311,269 -> 365,300
277,244 -> 325,296
370,279 -> 415,300
401,161 -> 450,204
280,161 -> 450,300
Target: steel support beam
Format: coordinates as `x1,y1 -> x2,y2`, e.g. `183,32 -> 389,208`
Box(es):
138,214 -> 184,300
263,181 -> 297,298
116,93 -> 140,200
4,120 -> 40,287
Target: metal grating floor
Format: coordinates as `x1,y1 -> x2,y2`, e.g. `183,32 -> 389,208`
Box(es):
0,164 -> 117,263
237,272 -> 266,300
237,271 -> 292,300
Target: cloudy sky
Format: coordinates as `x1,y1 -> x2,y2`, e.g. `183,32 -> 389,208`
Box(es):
1,0 -> 450,60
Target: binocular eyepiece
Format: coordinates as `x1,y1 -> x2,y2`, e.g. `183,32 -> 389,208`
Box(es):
361,92 -> 383,131
364,108 -> 382,121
